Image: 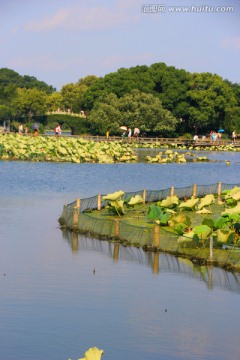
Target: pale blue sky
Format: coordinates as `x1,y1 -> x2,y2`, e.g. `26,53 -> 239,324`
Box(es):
1,0 -> 239,90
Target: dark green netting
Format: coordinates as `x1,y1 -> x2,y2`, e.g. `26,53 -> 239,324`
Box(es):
60,182 -> 240,271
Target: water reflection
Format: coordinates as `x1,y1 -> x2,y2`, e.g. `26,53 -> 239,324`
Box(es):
61,229 -> 240,293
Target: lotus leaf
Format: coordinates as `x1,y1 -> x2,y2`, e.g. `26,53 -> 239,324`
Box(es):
147,204 -> 170,225
232,192 -> 240,201
198,194 -> 215,210
178,231 -> 196,243
128,195 -> 144,206
213,216 -> 229,229
222,203 -> 240,216
102,190 -> 125,201
215,229 -> 235,243
193,225 -> 212,240
108,200 -> 125,215
179,197 -> 199,211
161,195 -> 179,208
79,347 -> 104,360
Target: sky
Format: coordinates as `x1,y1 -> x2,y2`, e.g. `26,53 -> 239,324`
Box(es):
1,0 -> 240,90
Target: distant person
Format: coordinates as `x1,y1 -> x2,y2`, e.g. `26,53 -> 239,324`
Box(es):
217,132 -> 222,144
193,134 -> 198,143
24,125 -> 28,135
211,131 -> 217,142
32,123 -> 39,137
18,123 -> 23,134
127,128 -> 132,142
232,130 -> 237,144
133,128 -> 140,141
55,124 -> 61,136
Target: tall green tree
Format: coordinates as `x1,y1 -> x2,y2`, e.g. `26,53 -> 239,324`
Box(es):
11,88 -> 47,121
88,90 -> 178,136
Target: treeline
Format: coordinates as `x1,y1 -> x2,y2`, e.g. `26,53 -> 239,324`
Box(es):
0,64 -> 239,136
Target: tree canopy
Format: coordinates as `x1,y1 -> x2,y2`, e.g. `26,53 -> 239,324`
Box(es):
0,64 -> 239,136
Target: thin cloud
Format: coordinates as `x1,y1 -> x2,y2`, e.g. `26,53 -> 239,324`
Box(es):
8,54 -> 66,71
222,36 -> 240,50
101,52 -> 154,69
24,3 -> 139,32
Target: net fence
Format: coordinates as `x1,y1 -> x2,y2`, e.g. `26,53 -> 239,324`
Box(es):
60,182 -> 240,271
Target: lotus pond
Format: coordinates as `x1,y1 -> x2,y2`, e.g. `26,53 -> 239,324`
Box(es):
1,152 -> 240,360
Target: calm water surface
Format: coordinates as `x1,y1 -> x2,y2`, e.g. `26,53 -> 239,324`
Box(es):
1,153 -> 240,360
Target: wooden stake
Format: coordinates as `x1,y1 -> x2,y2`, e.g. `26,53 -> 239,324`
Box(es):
115,218 -> 119,238
75,198 -> 80,209
170,186 -> 174,196
97,194 -> 101,210
217,182 -> 222,200
209,236 -> 213,262
154,225 -> 160,248
193,183 -> 197,198
143,189 -> 147,204
152,253 -> 159,274
72,207 -> 79,230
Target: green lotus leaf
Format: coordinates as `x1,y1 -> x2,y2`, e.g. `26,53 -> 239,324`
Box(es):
198,194 -> 215,210
168,213 -> 191,227
213,216 -> 229,229
57,146 -> 68,155
79,347 -> 104,360
102,190 -> 125,201
224,187 -> 240,201
178,231 -> 196,243
128,195 -> 144,206
215,229 -> 235,243
109,200 -> 125,215
179,197 -> 199,210
202,218 -> 214,229
222,202 -> 240,216
193,225 -> 212,239
147,204 -> 162,220
231,192 -> 240,201
161,195 -> 179,208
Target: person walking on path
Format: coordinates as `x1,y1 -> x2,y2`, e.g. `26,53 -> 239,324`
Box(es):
127,128 -> 132,143
232,130 -> 237,144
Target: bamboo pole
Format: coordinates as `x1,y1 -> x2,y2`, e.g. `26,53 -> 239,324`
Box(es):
142,189 -> 147,204
71,232 -> 79,252
153,225 -> 160,248
62,204 -> 67,219
97,194 -> 101,210
209,236 -> 213,263
75,198 -> 81,209
152,253 -> 159,274
217,182 -> 222,201
72,207 -> 79,230
114,218 -> 119,238
193,183 -> 197,198
113,244 -> 120,262
72,198 -> 80,230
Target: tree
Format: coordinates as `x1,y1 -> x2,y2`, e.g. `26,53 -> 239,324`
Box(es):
0,68 -> 55,93
88,90 -> 178,136
11,88 -> 47,122
46,92 -> 63,112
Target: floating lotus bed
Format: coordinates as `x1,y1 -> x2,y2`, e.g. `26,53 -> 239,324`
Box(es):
0,134 -> 137,163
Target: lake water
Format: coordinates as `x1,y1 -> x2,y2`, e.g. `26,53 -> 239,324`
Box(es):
1,151 -> 240,360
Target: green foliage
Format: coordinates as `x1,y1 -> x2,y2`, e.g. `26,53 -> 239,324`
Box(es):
147,204 -> 170,225
0,68 -> 55,93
